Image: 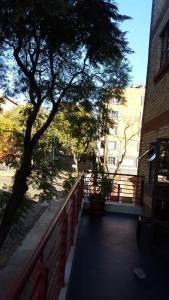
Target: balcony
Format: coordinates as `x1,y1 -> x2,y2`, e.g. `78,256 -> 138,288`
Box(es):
84,173 -> 144,215
66,212 -> 169,300
2,173 -> 169,300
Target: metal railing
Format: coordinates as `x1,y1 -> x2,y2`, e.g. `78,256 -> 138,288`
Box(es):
109,174 -> 144,205
3,172 -> 143,300
4,174 -> 84,300
84,173 -> 144,205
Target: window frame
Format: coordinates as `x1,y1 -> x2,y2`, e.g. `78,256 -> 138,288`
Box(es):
112,97 -> 119,104
160,21 -> 169,67
108,156 -> 116,165
100,141 -> 105,149
109,125 -> 118,135
154,20 -> 169,83
111,110 -> 119,120
108,141 -> 117,150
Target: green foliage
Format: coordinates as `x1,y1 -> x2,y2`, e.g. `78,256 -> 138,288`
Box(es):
0,189 -> 33,231
0,105 -> 24,163
0,0 -> 131,246
0,1 -> 131,163
63,173 -> 77,193
89,162 -> 112,203
29,160 -> 61,202
0,0 -> 131,102
52,103 -> 97,156
0,190 -> 10,214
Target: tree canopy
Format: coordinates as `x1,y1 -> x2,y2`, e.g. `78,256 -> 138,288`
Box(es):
0,0 -> 131,247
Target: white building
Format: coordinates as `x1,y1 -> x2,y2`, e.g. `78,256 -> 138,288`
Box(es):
97,85 -> 145,175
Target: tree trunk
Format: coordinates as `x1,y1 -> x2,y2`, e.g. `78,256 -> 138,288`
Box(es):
0,150 -> 32,248
73,153 -> 78,173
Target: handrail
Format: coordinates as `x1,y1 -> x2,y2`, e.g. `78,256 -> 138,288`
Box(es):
101,172 -> 144,178
4,173 -> 84,300
84,173 -> 144,205
3,172 -> 143,299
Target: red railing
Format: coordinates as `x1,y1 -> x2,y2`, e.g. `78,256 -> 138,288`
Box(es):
84,173 -> 144,205
109,174 -> 144,205
4,174 -> 84,300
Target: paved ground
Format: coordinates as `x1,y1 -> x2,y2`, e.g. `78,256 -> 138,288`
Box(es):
0,168 -> 68,200
0,175 -> 12,187
66,213 -> 169,300
0,201 -> 62,299
0,201 -> 47,268
0,169 -> 68,268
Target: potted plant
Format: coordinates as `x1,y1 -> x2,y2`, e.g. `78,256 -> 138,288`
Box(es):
87,163 -> 112,213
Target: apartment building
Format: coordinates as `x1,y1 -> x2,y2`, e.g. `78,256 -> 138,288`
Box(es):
138,0 -> 169,217
97,85 -> 145,175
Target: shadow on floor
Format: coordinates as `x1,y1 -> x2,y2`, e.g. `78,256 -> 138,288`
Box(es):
66,212 -> 169,300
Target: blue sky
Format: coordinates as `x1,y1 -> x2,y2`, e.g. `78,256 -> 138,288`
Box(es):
116,0 -> 152,85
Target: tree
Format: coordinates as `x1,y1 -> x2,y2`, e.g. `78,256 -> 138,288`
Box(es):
0,105 -> 28,162
0,0 -> 131,247
107,114 -> 140,178
0,97 -> 5,113
0,96 -> 19,161
52,103 -> 97,171
113,124 -> 139,179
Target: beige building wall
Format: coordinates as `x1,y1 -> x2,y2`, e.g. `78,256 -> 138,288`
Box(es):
98,85 -> 145,175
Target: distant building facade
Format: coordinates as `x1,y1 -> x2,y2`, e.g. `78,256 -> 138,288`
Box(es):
138,0 -> 169,216
97,85 -> 145,175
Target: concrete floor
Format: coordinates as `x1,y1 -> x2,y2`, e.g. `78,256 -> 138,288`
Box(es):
66,212 -> 169,300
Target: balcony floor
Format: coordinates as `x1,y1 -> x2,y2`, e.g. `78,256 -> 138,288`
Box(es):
66,212 -> 169,300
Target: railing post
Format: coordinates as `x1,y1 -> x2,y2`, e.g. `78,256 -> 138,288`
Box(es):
31,258 -> 48,300
59,211 -> 68,288
71,193 -> 76,245
3,174 -> 84,300
117,184 -> 121,203
78,177 -> 84,211
140,177 -> 144,205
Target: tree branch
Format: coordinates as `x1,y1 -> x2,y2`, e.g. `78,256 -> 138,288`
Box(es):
13,39 -> 42,105
31,54 -> 88,146
24,105 -> 40,150
113,125 -> 139,179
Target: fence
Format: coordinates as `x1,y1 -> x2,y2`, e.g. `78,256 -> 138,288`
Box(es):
4,174 -> 84,300
84,173 -> 144,205
110,174 -> 144,205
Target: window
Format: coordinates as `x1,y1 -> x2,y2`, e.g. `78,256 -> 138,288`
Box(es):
112,97 -> 119,104
108,157 -> 115,165
111,110 -> 119,120
109,141 -> 117,150
161,22 -> 169,66
109,126 -> 118,135
101,141 -> 105,149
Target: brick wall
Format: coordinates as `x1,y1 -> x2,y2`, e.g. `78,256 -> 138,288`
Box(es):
138,1 -> 169,213
151,0 -> 167,30
144,4 -> 169,124
138,126 -> 169,173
